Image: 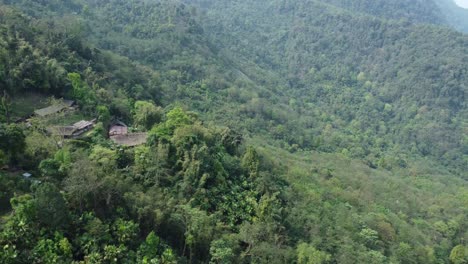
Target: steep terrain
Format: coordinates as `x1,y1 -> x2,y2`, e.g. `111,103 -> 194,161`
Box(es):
0,0 -> 467,263
184,0 -> 468,174
319,0 -> 446,24
435,0 -> 468,32
5,0 -> 466,173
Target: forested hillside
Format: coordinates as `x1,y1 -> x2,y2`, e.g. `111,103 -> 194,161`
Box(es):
0,0 -> 467,263
184,0 -> 468,174
435,0 -> 468,32
319,0 -> 445,24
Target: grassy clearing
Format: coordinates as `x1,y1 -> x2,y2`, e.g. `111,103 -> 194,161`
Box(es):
10,93 -> 49,120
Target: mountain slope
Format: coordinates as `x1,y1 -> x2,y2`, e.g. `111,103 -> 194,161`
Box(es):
319,0 -> 445,24
435,0 -> 468,32
184,0 -> 468,174
0,1 -> 467,263
0,5 -> 273,263
7,0 -> 466,174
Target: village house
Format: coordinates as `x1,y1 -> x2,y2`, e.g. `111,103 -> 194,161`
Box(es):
109,121 -> 128,136
49,119 -> 96,138
72,120 -> 95,136
34,99 -> 75,117
108,120 -> 148,147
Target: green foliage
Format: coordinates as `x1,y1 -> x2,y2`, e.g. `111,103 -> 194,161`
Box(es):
0,91 -> 12,123
102,244 -> 127,263
435,0 -> 468,32
24,130 -> 58,166
166,107 -> 193,128
183,0 -> 468,174
209,238 -> 236,264
0,149 -> 6,167
161,248 -> 177,264
358,228 -> 380,249
89,145 -> 118,171
323,0 -> 445,24
0,173 -> 18,212
150,107 -> 194,141
54,148 -> 72,169
450,245 -> 467,264
113,218 -> 139,245
172,204 -> 217,262
39,158 -> 64,180
0,123 -> 25,164
68,72 -> 96,111
0,244 -> 18,263
0,1 -> 467,263
297,243 -> 331,264
242,146 -> 259,178
133,100 -> 163,131
97,105 -> 111,127
31,234 -> 73,263
134,145 -> 150,173
137,231 -> 160,263
34,183 -> 70,230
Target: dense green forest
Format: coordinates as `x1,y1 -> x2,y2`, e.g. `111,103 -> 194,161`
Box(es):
184,0 -> 468,174
0,0 -> 467,263
435,0 -> 468,32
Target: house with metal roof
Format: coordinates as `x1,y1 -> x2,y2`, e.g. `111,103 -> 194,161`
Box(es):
109,121 -> 128,137
34,104 -> 67,117
34,99 -> 75,117
48,119 -> 95,138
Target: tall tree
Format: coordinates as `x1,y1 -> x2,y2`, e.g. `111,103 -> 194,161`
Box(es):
133,100 -> 163,130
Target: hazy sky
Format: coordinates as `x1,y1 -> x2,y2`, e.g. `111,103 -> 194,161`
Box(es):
454,0 -> 468,8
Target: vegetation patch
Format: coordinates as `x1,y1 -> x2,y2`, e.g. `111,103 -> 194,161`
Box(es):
8,93 -> 48,121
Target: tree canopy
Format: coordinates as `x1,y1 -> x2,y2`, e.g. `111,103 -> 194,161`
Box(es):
0,0 -> 467,263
